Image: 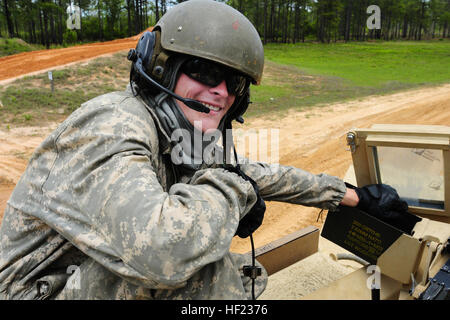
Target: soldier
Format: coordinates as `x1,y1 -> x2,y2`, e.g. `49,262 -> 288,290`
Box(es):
0,0 -> 417,300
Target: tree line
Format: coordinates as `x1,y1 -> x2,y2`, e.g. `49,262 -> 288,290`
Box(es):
240,0 -> 450,43
1,0 -> 449,48
0,0 -> 171,47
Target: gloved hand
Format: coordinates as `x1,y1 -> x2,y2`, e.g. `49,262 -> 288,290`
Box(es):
346,182 -> 421,235
223,165 -> 266,238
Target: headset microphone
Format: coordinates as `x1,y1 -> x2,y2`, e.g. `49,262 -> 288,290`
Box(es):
128,48 -> 210,114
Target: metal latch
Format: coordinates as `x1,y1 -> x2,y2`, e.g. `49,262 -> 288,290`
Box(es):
346,132 -> 357,153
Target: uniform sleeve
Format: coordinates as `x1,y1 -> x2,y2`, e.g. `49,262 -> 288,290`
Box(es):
17,95 -> 257,290
239,160 -> 347,210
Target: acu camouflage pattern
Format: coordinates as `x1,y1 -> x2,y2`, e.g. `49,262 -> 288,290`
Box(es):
0,86 -> 346,300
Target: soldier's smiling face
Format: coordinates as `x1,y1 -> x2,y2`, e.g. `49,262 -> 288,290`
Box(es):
174,73 -> 236,132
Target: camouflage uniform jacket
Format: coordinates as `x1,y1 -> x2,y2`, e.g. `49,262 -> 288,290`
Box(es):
0,86 -> 346,300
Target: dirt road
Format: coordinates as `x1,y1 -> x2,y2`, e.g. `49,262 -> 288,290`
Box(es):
1,81 -> 449,252
0,33 -> 144,84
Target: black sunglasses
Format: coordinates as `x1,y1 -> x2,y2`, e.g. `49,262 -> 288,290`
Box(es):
180,58 -> 248,96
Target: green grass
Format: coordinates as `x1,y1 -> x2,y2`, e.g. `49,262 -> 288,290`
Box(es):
0,37 -> 42,57
0,51 -> 131,127
243,40 -> 450,119
263,40 -> 450,87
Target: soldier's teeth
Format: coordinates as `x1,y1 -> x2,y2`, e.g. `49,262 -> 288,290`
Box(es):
204,103 -> 220,112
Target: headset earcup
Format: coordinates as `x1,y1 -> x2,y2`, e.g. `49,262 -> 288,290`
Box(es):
135,31 -> 156,74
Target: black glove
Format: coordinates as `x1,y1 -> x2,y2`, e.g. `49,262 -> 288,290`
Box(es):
223,165 -> 266,238
346,182 -> 421,235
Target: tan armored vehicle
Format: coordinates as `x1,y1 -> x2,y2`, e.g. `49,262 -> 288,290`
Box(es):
252,124 -> 450,300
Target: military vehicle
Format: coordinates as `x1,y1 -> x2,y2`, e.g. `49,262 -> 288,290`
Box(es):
251,124 -> 450,300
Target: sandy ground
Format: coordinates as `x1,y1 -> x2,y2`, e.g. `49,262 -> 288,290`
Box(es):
0,41 -> 449,299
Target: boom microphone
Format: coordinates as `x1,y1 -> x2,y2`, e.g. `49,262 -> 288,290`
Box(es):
128,49 -> 210,114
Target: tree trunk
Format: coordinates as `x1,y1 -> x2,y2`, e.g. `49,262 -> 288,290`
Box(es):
27,18 -> 33,43
161,0 -> 166,15
140,0 -> 144,30
144,0 -> 148,29
402,14 -> 408,39
98,0 -> 104,40
351,0 -> 358,40
76,0 -> 83,41
396,22 -> 400,39
238,0 -> 243,12
344,0 -> 352,42
155,0 -> 160,23
134,0 -> 141,34
360,1 -> 366,40
254,0 -> 260,38
58,0 -> 63,44
43,3 -> 50,48
275,0 -> 282,42
385,13 -> 391,40
270,0 -> 274,42
283,1 -> 288,43
14,14 -> 19,39
32,2 -> 37,43
263,0 -> 268,44
3,0 -> 15,38
418,0 -> 425,41
294,1 -> 299,43
39,7 -> 45,45
50,7 -> 56,44
431,20 -> 436,38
